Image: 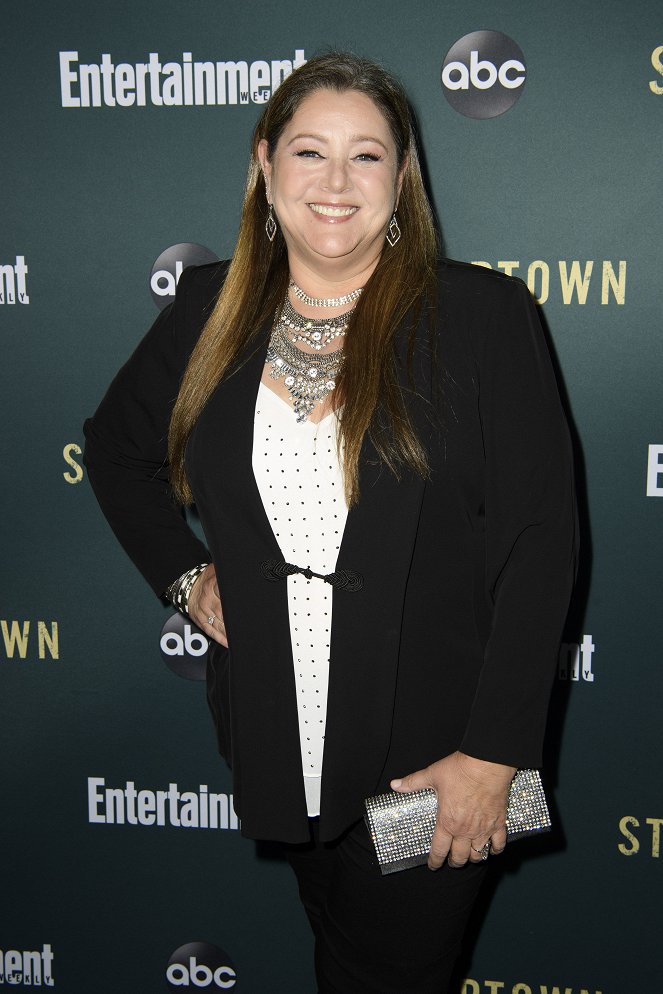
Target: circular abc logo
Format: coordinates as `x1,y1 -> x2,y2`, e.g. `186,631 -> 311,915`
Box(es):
166,941 -> 237,989
160,613 -> 208,681
441,30 -> 527,119
150,242 -> 219,310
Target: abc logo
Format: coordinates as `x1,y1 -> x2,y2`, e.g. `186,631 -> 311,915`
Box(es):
150,242 -> 219,310
166,941 -> 237,989
160,613 -> 208,681
441,30 -> 527,119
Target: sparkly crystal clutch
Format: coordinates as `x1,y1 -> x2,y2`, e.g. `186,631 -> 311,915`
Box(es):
364,769 -> 551,874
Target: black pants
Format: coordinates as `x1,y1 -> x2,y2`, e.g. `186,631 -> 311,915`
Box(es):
284,818 -> 486,994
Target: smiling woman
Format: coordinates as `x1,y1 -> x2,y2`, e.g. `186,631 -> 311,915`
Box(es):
84,51 -> 577,994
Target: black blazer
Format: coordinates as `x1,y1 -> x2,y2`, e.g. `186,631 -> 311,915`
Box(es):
84,259 -> 577,843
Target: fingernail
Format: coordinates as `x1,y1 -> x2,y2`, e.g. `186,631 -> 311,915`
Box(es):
390,779 -> 402,789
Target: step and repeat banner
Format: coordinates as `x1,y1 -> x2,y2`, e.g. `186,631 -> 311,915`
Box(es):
2,1 -> 661,991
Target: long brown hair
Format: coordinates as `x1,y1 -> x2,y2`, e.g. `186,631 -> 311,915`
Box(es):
169,52 -> 438,506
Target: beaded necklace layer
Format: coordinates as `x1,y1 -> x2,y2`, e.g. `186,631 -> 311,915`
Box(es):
279,295 -> 352,350
289,279 -> 363,309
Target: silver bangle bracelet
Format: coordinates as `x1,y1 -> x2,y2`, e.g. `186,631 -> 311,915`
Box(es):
166,563 -> 209,615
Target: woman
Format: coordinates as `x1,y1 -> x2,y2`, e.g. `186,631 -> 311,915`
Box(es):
84,52 -> 577,994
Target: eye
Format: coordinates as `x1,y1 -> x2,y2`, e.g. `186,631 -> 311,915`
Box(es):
354,152 -> 381,163
295,149 -> 323,158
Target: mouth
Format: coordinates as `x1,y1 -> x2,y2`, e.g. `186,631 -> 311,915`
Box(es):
307,204 -> 358,218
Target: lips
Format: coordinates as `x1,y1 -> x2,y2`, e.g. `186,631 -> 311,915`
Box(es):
308,204 -> 358,217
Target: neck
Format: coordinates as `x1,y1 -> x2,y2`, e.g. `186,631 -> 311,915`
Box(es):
287,254 -> 380,312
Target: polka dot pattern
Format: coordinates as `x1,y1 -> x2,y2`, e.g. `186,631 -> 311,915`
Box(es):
253,383 -> 349,816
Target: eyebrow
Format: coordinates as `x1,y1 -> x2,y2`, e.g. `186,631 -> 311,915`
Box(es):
285,132 -> 389,152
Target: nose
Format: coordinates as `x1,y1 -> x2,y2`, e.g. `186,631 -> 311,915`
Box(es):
321,156 -> 351,193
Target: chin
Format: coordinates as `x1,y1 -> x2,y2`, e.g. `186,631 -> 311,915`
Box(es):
306,237 -> 364,261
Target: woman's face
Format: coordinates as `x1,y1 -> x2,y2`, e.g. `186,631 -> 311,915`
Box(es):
258,88 -> 405,281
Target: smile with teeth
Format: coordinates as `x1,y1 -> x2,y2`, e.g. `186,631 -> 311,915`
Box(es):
308,204 -> 358,217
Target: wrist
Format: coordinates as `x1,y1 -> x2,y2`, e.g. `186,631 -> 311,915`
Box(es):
456,752 -> 517,783
166,563 -> 209,614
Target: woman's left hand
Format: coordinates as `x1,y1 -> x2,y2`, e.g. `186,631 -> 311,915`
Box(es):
390,751 -> 516,870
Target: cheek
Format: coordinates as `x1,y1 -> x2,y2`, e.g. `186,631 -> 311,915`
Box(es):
361,171 -> 399,207
273,167 -> 309,204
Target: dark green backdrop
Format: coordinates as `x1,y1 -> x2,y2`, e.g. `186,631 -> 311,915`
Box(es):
2,1 -> 661,991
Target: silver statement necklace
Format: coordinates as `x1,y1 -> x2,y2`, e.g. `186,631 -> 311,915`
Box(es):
266,298 -> 347,423
279,295 -> 352,350
289,279 -> 363,308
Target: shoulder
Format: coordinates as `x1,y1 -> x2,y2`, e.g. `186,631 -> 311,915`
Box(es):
119,260 -> 230,376
174,259 -> 230,317
435,257 -> 536,333
164,260 -> 230,358
436,257 -> 528,309
431,258 -> 544,367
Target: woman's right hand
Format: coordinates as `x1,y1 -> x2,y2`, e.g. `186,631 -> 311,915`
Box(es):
186,563 -> 228,647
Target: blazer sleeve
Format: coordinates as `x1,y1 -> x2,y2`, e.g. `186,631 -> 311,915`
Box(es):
459,277 -> 578,769
83,266 -> 212,597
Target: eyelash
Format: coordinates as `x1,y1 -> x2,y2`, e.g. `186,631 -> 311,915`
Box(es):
294,150 -> 381,162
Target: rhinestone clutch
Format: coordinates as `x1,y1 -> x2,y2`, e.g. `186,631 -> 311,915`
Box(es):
364,768 -> 551,874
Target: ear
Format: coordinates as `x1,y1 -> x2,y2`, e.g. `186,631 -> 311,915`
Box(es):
257,139 -> 272,202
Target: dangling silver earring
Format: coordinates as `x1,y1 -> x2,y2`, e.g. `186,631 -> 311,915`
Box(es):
386,212 -> 401,247
265,204 -> 277,242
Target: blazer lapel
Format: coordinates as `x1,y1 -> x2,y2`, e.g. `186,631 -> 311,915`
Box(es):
189,329 -> 313,840
188,328 -> 281,560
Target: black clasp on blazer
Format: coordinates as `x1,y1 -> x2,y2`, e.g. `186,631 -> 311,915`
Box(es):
260,559 -> 363,591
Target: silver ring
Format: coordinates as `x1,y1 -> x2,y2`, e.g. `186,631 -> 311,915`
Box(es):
472,842 -> 491,860
207,615 -> 215,626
